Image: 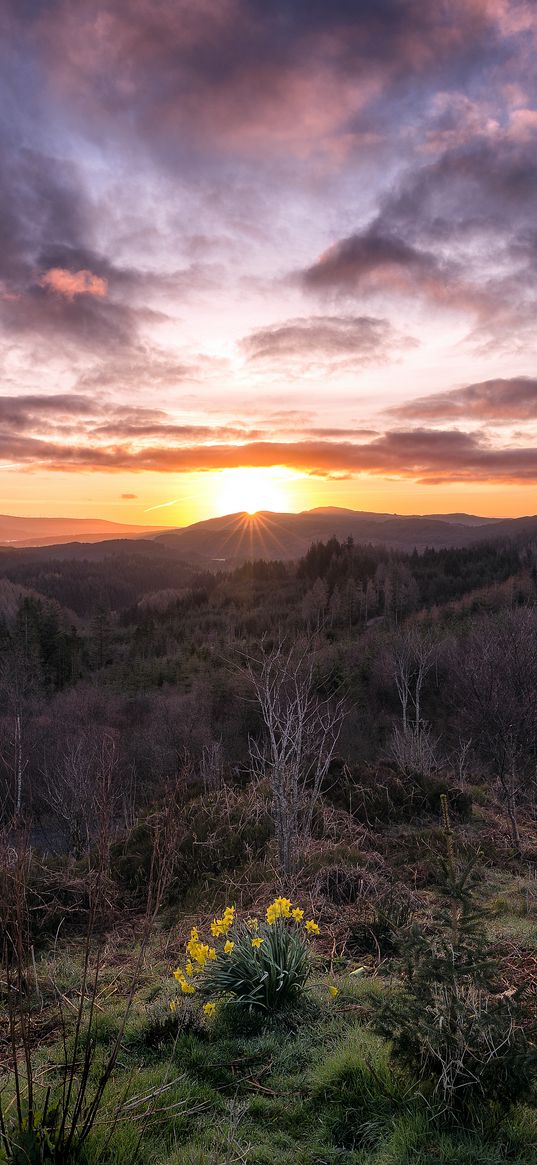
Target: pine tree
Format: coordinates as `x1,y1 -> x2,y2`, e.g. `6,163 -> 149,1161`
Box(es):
371,795 -> 536,1121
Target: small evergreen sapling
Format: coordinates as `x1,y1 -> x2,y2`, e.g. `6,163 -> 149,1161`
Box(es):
372,796 -> 536,1121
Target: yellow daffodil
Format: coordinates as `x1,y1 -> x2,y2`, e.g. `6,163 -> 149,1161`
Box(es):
224,939 -> 234,954
305,920 -> 320,935
246,917 -> 259,931
266,896 -> 293,924
328,985 -> 339,998
179,978 -> 195,994
210,906 -> 235,937
187,939 -> 214,967
292,907 -> 304,922
251,936 -> 264,949
169,999 -> 178,1012
203,1002 -> 216,1016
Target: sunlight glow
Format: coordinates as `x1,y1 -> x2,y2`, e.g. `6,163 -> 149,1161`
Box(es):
212,467 -> 300,516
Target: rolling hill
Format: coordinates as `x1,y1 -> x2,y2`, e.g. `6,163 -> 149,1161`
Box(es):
1,508 -> 536,566
153,507 -> 537,562
0,514 -> 166,548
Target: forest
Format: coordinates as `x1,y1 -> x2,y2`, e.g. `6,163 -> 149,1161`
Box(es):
1,531 -> 536,1165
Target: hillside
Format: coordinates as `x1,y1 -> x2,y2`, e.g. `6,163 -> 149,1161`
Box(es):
154,506 -> 537,562
1,528 -> 536,1165
2,507 -> 535,562
0,514 -> 166,547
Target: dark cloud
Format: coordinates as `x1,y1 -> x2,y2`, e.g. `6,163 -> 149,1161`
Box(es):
300,130 -> 537,338
381,138 -> 537,247
0,147 -> 164,352
391,377 -> 537,421
4,424 -> 537,486
301,229 -> 449,298
8,0 -> 528,165
241,313 -> 415,370
0,393 -> 96,430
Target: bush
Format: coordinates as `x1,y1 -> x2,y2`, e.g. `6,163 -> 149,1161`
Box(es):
125,996 -> 204,1051
111,784 -> 273,905
371,797 -> 537,1122
172,898 -> 320,1013
348,887 -> 414,958
326,759 -> 473,826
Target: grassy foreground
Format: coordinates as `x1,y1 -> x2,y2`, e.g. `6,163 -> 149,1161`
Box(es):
3,924 -> 536,1165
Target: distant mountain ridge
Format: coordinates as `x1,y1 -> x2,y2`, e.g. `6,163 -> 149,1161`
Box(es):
0,514 -> 166,548
1,507 -> 535,562
153,507 -> 537,562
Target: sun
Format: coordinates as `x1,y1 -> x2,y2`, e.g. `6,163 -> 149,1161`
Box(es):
212,467 -> 298,516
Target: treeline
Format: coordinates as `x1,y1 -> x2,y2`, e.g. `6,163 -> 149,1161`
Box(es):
0,534 -> 536,852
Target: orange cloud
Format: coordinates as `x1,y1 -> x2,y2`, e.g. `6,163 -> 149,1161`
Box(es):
39,267 -> 108,300
4,429 -> 537,486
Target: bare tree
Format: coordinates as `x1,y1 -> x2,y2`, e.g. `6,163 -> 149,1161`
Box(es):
389,719 -> 440,777
453,607 -> 537,853
242,639 -> 346,874
0,644 -> 38,821
200,738 -> 225,794
41,730 -> 124,859
387,627 -> 440,775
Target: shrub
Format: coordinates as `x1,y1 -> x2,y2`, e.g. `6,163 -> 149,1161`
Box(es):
111,784 -> 273,906
371,796 -> 537,1123
172,898 -> 320,1013
348,888 -> 414,958
326,759 -> 472,826
125,996 -> 204,1051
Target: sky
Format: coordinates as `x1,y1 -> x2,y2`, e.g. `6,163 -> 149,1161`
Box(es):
2,0 -> 537,526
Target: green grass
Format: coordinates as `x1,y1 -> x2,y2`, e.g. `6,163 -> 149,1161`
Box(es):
2,936 -> 536,1165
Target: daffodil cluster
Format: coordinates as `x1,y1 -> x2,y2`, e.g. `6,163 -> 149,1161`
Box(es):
171,898 -> 320,1014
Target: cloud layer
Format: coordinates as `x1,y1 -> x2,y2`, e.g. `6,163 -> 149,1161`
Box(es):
3,391 -> 537,485
2,1 -> 537,514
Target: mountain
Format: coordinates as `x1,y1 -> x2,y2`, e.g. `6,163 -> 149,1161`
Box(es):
423,513 -> 500,527
0,514 -> 166,548
153,507 -> 537,562
2,507 -> 536,566
307,507 -> 501,527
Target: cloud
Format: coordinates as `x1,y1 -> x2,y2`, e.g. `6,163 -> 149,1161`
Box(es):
302,229 -> 442,295
18,2 -> 500,153
391,377 -> 537,421
241,313 -> 415,371
0,393 -> 97,431
4,424 -> 537,485
0,392 -> 264,447
38,267 -> 108,299
3,0 -> 537,511
0,147 -> 159,352
300,129 -> 537,343
74,351 -> 205,394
